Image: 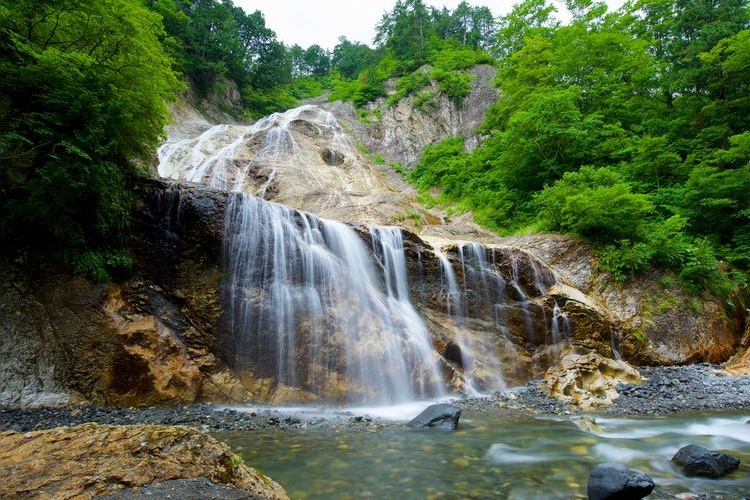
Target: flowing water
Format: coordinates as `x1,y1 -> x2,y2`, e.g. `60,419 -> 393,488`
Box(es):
216,410 -> 750,499
222,196 -> 445,403
157,104 -> 589,404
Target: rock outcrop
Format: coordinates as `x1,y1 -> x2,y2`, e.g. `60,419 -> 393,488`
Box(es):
0,423 -> 288,499
541,353 -> 642,408
324,64 -> 498,169
500,233 -> 745,367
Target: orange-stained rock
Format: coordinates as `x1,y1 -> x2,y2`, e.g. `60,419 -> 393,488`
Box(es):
0,423 -> 288,499
542,353 -> 642,409
105,290 -> 202,406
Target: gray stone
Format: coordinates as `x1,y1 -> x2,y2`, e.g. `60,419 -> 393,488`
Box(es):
671,444 -> 741,478
407,403 -> 461,430
587,463 -> 655,500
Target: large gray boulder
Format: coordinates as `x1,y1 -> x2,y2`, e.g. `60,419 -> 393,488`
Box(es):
671,444 -> 741,478
407,403 -> 461,430
587,463 -> 654,500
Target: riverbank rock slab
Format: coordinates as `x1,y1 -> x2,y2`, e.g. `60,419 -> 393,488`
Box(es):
542,353 -> 642,409
0,423 -> 288,499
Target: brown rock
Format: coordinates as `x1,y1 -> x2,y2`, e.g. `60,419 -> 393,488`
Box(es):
104,290 -> 202,406
0,423 -> 288,499
542,353 -> 642,409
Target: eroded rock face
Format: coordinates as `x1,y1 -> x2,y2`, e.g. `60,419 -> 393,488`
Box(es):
541,353 -> 642,408
104,290 -> 202,406
324,65 -> 499,169
0,264 -> 117,408
0,423 -> 288,499
499,233 -> 745,367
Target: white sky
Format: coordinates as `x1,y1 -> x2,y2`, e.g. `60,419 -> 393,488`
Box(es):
234,0 -> 629,50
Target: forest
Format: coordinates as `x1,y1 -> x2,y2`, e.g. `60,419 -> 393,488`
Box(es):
0,0 -> 748,297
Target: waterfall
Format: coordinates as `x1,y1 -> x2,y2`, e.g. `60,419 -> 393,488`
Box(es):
550,302 -> 572,346
222,197 -> 445,403
156,104 -> 580,403
437,245 -> 507,394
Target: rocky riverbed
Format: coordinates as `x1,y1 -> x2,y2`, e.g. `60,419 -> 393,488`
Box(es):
1,364 -> 749,433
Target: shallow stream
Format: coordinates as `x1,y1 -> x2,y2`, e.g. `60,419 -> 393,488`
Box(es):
215,407 -> 750,499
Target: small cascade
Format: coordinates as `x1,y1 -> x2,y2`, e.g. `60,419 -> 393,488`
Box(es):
438,244 -> 506,393
157,105 -> 360,196
222,196 -> 445,403
550,302 -> 572,345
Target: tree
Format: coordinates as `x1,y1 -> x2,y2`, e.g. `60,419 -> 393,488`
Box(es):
331,37 -> 376,79
494,0 -> 559,59
0,0 -> 180,278
375,0 -> 434,69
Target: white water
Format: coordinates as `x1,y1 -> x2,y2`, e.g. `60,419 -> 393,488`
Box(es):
157,104 -> 578,404
436,247 -> 506,394
157,104 -> 362,195
223,197 -> 446,403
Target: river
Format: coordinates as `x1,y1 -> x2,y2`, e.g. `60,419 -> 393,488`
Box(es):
215,406 -> 750,499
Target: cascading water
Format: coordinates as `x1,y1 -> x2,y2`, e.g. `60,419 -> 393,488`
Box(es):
434,244 -> 509,393
157,103 -> 578,402
159,105 -> 445,404
222,197 -> 445,403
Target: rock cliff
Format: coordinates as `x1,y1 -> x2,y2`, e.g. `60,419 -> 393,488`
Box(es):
0,66 -> 746,407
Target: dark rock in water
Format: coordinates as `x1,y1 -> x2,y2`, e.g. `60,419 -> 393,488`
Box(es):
671,444 -> 741,478
407,403 -> 461,430
587,463 -> 655,500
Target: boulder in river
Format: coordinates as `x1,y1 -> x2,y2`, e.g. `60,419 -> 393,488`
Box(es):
0,423 -> 288,499
407,403 -> 461,430
587,463 -> 655,500
671,444 -> 741,478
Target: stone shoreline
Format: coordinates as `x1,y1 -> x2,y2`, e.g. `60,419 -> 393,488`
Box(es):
1,365 -> 749,434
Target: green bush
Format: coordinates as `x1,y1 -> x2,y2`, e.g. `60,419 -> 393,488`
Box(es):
535,166 -> 653,243
434,69 -> 473,103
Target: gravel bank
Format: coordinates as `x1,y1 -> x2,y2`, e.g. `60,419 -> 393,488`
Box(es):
458,363 -> 750,416
1,365 -> 748,433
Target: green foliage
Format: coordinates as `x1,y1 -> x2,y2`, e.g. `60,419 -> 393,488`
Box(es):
402,0 -> 749,295
413,91 -> 438,112
535,166 -> 653,242
70,249 -> 135,282
434,69 -> 473,103
329,57 -> 396,107
386,69 -> 432,106
0,0 -> 179,275
241,89 -> 298,119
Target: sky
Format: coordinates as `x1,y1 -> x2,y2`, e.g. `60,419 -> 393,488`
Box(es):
234,0 -> 628,51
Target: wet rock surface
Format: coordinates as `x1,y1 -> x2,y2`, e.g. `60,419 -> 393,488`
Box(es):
587,463 -> 655,500
2,365 -> 748,435
407,403 -> 461,430
100,478 -> 261,499
0,423 -> 288,499
671,444 -> 741,478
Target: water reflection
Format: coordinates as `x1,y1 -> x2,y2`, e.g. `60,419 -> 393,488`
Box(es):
215,411 -> 750,499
